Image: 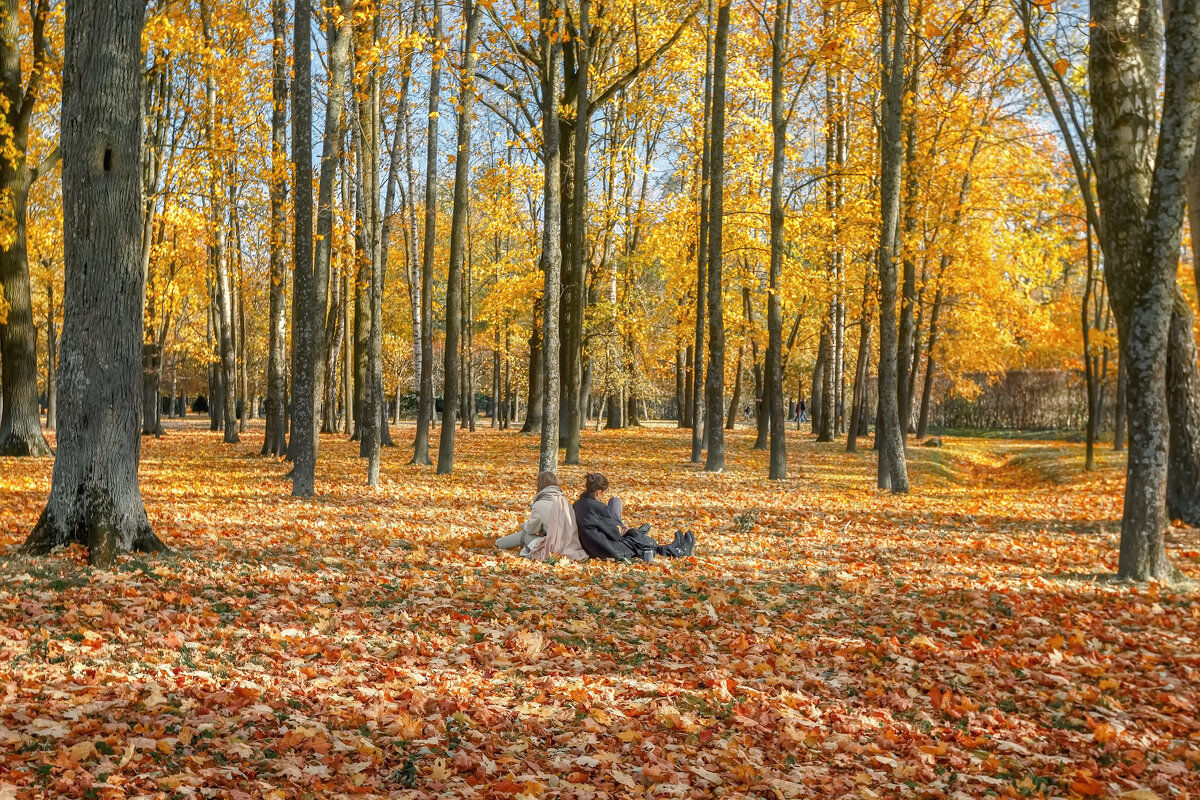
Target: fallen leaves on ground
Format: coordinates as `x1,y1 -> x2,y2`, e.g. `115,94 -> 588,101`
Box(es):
0,421 -> 1197,799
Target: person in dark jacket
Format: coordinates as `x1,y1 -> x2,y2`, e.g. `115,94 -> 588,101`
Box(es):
573,473 -> 695,562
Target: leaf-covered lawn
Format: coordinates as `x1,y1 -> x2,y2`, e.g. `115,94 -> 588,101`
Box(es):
1,422 -> 1197,799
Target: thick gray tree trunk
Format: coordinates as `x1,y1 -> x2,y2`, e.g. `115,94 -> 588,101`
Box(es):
1091,0 -> 1198,581
21,0 -> 167,566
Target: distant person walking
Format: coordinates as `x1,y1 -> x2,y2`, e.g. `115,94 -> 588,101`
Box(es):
798,397 -> 807,424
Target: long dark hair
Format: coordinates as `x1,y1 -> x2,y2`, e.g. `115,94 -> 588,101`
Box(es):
585,472 -> 609,494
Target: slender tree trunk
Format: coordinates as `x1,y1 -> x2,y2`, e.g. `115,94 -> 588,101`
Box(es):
359,12 -> 385,487
538,0 -> 564,473
563,0 -> 590,465
691,1 -> 713,463
290,0 -> 319,495
22,0 -> 167,565
725,344 -> 742,430
811,338 -> 825,435
703,0 -> 730,472
675,346 -> 686,427
521,301 -> 544,432
263,0 -> 290,456
45,283 -> 56,431
1114,356 -> 1126,451
1084,217 -> 1099,471
437,0 -> 482,474
201,1 -> 239,445
875,0 -> 910,492
412,0 -> 441,465
847,254 -> 877,452
915,286 -> 942,440
896,46 -> 919,442
1166,287 -> 1200,525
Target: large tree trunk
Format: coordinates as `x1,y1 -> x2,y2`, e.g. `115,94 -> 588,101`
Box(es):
1166,287 -> 1200,526
0,0 -> 52,457
411,0 -> 441,466
21,0 -> 167,565
437,0 -> 482,474
289,0 -> 318,495
538,0 -> 564,473
875,0 -> 910,492
1091,0 -> 1198,581
703,0 -> 729,472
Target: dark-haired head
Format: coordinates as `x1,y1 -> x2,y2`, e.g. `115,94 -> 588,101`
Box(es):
536,471 -> 559,492
585,472 -> 609,494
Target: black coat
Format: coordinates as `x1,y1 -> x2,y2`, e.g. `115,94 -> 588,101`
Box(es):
574,492 -> 639,560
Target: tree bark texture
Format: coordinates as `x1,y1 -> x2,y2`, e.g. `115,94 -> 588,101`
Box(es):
22,0 -> 167,566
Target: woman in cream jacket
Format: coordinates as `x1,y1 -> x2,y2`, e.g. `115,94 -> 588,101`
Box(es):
495,471 -> 588,561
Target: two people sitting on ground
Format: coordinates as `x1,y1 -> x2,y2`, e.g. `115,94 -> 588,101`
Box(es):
495,471 -> 695,562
